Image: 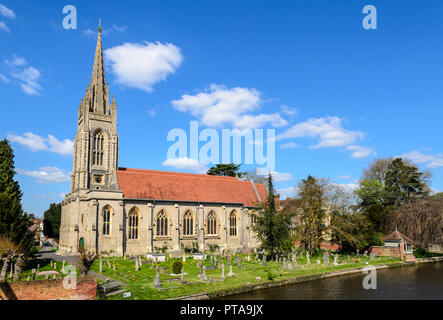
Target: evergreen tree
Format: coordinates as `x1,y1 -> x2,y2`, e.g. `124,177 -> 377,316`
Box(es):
43,203 -> 61,239
0,140 -> 35,257
0,139 -> 22,201
384,158 -> 428,208
207,163 -> 244,177
251,173 -> 293,258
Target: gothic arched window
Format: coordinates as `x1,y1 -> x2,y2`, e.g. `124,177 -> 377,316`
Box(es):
182,210 -> 194,236
92,131 -> 104,166
103,206 -> 111,235
128,208 -> 139,240
230,211 -> 237,237
156,210 -> 168,237
207,211 -> 217,235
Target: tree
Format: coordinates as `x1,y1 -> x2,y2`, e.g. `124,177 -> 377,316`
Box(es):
207,163 -> 244,177
78,248 -> 97,276
384,158 -> 429,208
0,235 -> 20,281
296,175 -> 328,251
251,173 -> 294,258
354,179 -> 392,234
361,157 -> 432,187
0,139 -> 22,201
389,199 -> 443,247
43,203 -> 61,239
0,140 -> 35,257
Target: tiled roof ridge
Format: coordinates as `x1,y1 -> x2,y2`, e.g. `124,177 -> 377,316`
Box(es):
118,167 -> 265,185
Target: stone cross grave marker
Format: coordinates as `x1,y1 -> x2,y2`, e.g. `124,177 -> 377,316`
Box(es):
306,252 -> 310,265
201,265 -> 208,281
221,264 -> 226,279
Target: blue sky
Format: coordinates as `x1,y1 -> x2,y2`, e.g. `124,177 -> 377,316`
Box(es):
1,0 -> 443,217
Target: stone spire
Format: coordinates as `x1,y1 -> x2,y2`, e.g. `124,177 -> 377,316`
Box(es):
89,19 -> 109,115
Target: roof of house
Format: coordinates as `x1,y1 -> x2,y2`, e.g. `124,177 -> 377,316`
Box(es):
384,230 -> 415,244
116,168 -> 268,207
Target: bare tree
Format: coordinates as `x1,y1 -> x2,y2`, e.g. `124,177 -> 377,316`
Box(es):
390,199 -> 443,247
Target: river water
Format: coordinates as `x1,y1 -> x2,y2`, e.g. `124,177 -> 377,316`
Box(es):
223,262 -> 443,300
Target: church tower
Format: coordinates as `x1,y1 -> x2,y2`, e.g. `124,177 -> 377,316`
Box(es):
71,22 -> 119,193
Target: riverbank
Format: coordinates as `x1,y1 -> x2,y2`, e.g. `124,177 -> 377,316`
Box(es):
90,253 -> 440,300
170,256 -> 443,300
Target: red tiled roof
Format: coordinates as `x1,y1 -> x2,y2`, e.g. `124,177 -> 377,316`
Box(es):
116,168 -> 268,207
384,230 -> 414,244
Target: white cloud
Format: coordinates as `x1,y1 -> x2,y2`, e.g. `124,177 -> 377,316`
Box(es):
257,169 -> 293,182
162,157 -> 208,174
84,24 -> 127,38
172,84 -> 288,129
346,145 -> 375,158
280,104 -> 298,117
4,56 -> 42,95
0,21 -> 9,32
280,142 -> 299,149
338,175 -> 352,180
0,73 -> 10,83
7,132 -> 73,155
400,150 -> 443,168
277,186 -> 298,199
329,182 -> 359,191
277,116 -> 365,149
105,41 -> 183,92
147,108 -> 156,117
0,4 -> 15,19
16,167 -> 71,184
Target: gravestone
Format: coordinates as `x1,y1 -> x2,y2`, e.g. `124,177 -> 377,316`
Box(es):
180,267 -> 186,284
292,253 -> 298,266
154,266 -> 161,288
198,262 -> 202,275
228,265 -> 234,277
282,257 -> 287,269
53,262 -> 57,270
32,268 -> 36,280
201,265 -> 208,281
99,259 -> 103,273
135,259 -> 139,271
107,260 -> 111,269
317,259 -> 321,265
364,250 -> 368,257
61,260 -> 65,273
356,249 -> 360,256
306,252 -> 310,265
113,261 -> 116,271
333,254 -> 338,265
183,255 -> 186,263
241,261 -> 245,269
262,254 -> 267,266
221,264 -> 226,279
370,252 -> 375,260
288,263 -> 294,270
323,252 -> 329,264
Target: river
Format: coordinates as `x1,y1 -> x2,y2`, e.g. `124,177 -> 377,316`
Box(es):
222,262 -> 443,300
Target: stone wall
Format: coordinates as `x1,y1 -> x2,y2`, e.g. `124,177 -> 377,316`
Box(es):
0,276 -> 97,300
371,246 -> 401,258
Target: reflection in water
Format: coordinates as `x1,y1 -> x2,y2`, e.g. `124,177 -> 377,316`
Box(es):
221,263 -> 443,300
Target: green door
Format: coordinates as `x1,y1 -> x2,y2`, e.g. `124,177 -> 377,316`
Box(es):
79,237 -> 84,250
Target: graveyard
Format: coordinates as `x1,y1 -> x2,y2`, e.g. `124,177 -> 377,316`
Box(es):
91,251 -> 402,300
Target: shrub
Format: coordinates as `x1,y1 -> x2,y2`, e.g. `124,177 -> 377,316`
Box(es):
172,260 -> 183,274
266,270 -> 275,281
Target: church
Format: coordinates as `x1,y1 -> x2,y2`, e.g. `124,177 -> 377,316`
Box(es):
59,25 -> 268,256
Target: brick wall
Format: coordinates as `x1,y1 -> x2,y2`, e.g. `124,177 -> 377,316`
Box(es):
371,246 -> 401,258
0,276 -> 97,300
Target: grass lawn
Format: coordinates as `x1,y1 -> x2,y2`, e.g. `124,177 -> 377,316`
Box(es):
91,253 -> 401,300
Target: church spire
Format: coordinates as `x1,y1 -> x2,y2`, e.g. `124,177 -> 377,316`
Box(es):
89,19 -> 108,114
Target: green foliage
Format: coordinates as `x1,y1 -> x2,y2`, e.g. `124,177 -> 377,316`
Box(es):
0,140 -> 35,257
384,158 -> 428,208
265,269 -> 275,281
208,243 -> 219,253
413,247 -> 443,258
0,139 -> 22,201
297,175 -> 327,251
207,163 -> 244,177
172,260 -> 183,274
43,202 -> 61,239
251,173 -> 294,258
